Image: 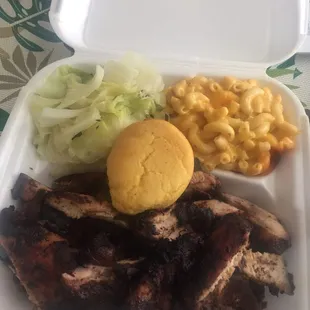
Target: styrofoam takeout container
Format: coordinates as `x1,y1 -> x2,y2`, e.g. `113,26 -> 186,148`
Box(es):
0,0 -> 309,309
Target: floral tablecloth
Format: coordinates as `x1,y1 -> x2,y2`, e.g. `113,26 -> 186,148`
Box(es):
0,0 -> 309,134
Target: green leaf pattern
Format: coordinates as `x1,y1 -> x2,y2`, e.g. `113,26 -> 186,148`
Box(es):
0,0 -> 74,125
12,46 -> 31,77
0,45 -> 56,104
276,55 -> 296,69
266,54 -> 301,90
0,0 -> 60,51
0,89 -> 21,105
0,108 -> 9,131
26,51 -> 37,75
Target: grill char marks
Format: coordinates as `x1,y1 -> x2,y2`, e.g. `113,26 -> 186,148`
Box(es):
175,200 -> 240,234
9,173 -> 225,241
239,249 -> 295,295
181,215 -> 252,310
178,171 -> 221,202
11,173 -> 51,202
0,207 -> 76,309
131,200 -> 239,240
62,260 -> 144,306
62,265 -> 117,300
127,262 -> 175,310
222,193 -> 291,254
53,172 -> 111,202
11,173 -> 51,222
128,206 -> 183,240
216,273 -> 264,310
43,191 -> 120,221
0,171 -> 295,310
125,233 -> 204,310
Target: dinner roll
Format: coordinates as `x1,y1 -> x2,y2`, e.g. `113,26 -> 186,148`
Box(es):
107,119 -> 194,215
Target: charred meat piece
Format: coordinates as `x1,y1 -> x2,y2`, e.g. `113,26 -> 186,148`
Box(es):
178,171 -> 221,202
222,193 -> 291,254
41,203 -> 78,238
78,232 -> 116,266
82,228 -> 150,263
113,258 -> 146,280
43,191 -> 123,222
0,207 -> 77,309
53,172 -> 111,202
62,265 -> 118,300
153,233 -> 204,272
87,232 -> 115,265
216,273 -> 264,310
17,193 -> 47,222
182,215 -> 251,310
129,206 -> 185,240
10,174 -> 51,222
127,262 -> 174,310
41,204 -> 117,247
175,200 -> 239,234
248,279 -> 266,308
41,203 -> 150,261
11,173 -> 51,201
62,260 -> 148,307
174,202 -> 214,235
10,174 -> 225,241
239,249 -> 295,295
192,200 -> 240,217
131,200 -> 238,240
168,233 -> 204,272
45,298 -> 120,310
44,191 -> 181,241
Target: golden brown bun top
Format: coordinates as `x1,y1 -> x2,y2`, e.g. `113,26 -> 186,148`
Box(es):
107,119 -> 194,215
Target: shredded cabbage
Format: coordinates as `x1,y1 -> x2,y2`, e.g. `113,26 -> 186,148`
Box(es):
30,53 -> 165,174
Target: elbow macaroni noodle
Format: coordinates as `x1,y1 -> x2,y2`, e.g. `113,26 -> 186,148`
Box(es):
165,76 -> 299,176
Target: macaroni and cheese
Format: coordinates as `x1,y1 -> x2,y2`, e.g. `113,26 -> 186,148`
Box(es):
166,76 -> 299,176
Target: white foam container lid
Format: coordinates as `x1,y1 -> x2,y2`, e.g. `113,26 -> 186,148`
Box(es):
0,0 -> 310,309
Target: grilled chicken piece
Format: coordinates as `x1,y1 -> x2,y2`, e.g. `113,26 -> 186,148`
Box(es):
216,273 -> 264,310
44,191 -> 122,222
182,215 -> 251,310
114,258 -> 146,279
41,206 -> 149,262
44,191 -> 180,241
153,233 -> 204,275
10,174 -> 51,222
10,173 -> 225,241
223,193 -> 290,254
192,200 -> 240,217
53,172 -> 111,202
78,232 -> 116,266
239,249 -> 295,295
62,265 -> 117,299
41,204 -> 150,261
175,200 -> 240,234
41,203 -> 117,248
130,206 -> 184,240
127,263 -> 174,310
63,259 -> 146,303
132,200 -> 238,240
10,174 -> 114,224
0,207 -> 76,309
178,171 -> 221,202
11,173 -> 51,201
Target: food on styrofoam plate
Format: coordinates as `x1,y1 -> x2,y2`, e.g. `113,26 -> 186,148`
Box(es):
1,52 -> 298,309
107,119 -> 194,215
30,53 -> 166,175
166,76 -> 299,176
0,170 -> 294,309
